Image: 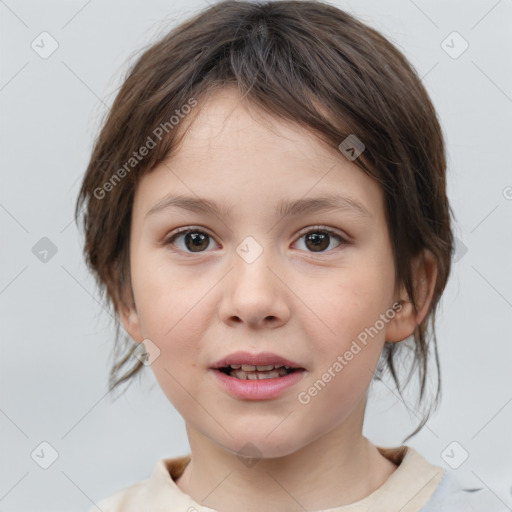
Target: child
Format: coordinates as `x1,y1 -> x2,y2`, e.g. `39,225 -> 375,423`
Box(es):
76,1 -> 493,510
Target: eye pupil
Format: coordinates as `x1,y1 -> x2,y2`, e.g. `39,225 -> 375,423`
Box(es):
170,228 -> 341,255
186,232 -> 209,251
305,232 -> 329,252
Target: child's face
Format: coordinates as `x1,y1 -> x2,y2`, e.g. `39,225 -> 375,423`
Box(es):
122,87 -> 406,458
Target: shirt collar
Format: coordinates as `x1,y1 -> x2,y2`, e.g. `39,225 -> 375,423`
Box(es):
147,446 -> 444,511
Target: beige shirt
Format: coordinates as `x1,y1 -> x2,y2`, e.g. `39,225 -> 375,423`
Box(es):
90,445 -> 447,512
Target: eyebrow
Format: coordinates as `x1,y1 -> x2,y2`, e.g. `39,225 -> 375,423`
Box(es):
145,193 -> 372,220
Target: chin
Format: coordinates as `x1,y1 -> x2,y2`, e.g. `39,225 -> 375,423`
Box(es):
219,432 -> 306,461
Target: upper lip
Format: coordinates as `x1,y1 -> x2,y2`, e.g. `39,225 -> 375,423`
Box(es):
211,351 -> 304,369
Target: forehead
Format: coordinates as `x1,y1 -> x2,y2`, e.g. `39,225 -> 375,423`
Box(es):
133,87 -> 384,222
176,87 -> 335,165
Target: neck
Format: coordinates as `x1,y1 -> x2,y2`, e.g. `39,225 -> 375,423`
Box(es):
175,416 -> 397,511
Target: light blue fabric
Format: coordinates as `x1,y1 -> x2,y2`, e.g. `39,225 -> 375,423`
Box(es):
420,471 -> 507,511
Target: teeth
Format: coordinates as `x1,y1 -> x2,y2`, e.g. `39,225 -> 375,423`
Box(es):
230,368 -> 288,380
219,363 -> 297,378
236,364 -> 291,371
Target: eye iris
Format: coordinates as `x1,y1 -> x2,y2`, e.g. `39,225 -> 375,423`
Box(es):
176,230 -> 336,253
305,232 -> 329,252
185,232 -> 209,252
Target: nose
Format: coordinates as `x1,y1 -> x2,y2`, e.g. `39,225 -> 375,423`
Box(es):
218,243 -> 291,329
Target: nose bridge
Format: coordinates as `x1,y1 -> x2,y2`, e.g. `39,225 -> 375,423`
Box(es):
233,233 -> 277,298
235,234 -> 267,267
219,234 -> 290,327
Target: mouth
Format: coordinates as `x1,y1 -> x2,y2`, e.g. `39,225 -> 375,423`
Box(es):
210,351 -> 306,399
216,364 -> 301,380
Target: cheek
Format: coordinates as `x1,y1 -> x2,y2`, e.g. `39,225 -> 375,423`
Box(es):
134,268 -> 209,405
296,260 -> 395,393
304,265 -> 394,340
132,251 -> 209,339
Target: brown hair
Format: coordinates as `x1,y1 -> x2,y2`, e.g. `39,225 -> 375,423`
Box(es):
75,0 -> 453,441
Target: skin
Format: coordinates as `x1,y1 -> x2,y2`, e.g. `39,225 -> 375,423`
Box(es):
120,86 -> 437,512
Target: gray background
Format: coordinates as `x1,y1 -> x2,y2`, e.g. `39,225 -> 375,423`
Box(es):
1,0 -> 511,511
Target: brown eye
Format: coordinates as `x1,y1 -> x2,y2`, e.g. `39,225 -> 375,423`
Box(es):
304,232 -> 330,252
165,229 -> 216,253
295,227 -> 346,253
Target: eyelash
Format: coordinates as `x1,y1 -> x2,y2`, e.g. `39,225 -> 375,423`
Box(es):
163,225 -> 348,255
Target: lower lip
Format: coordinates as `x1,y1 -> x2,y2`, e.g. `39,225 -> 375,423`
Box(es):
211,369 -> 305,400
